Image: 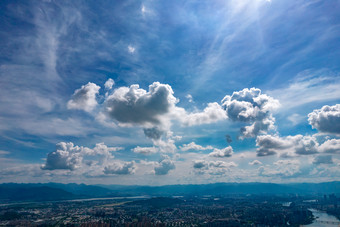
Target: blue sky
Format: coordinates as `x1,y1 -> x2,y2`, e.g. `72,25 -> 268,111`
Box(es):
0,0 -> 340,185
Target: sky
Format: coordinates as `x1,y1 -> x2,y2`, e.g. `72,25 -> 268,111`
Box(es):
0,0 -> 340,185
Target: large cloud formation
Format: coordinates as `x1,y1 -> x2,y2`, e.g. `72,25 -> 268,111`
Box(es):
208,146 -> 233,157
256,135 -> 319,157
41,142 -> 83,170
67,82 -> 100,112
259,160 -> 301,178
104,82 -> 177,126
103,161 -> 136,175
41,142 -> 122,171
193,160 -> 237,175
318,139 -> 340,153
308,104 -> 340,135
222,88 -> 280,138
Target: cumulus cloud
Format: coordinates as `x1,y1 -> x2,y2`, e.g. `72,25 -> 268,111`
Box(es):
143,127 -> 164,140
256,134 -> 319,157
67,82 -> 100,112
182,102 -> 227,126
180,142 -> 213,152
104,82 -> 177,126
308,104 -> 340,135
154,156 -> 175,175
186,94 -> 193,103
41,142 -> 122,171
313,155 -> 333,165
222,88 -> 279,138
249,160 -> 262,165
104,78 -> 115,90
103,161 -> 136,175
259,160 -> 301,178
193,160 -> 207,169
208,146 -> 233,157
132,146 -> 158,155
41,142 -> 83,171
225,135 -> 232,144
193,160 -> 237,175
319,139 -> 340,153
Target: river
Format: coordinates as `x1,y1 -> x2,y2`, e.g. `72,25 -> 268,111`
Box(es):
303,209 -> 340,227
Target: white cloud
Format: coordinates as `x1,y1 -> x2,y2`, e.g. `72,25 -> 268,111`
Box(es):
308,104 -> 340,135
182,102 -> 227,126
249,160 -> 262,165
67,82 -> 100,112
154,156 -> 175,175
128,45 -> 135,53
209,146 -> 233,157
41,142 -> 83,170
104,78 -> 115,90
132,146 -> 158,155
256,134 -> 319,157
193,160 -> 237,175
313,155 -> 333,165
259,160 -> 301,178
180,142 -> 213,152
104,82 -> 177,127
318,139 -> 340,153
41,142 -> 122,171
186,94 -> 193,103
222,88 -> 279,138
287,113 -> 305,126
104,161 -> 136,175
268,71 -> 340,110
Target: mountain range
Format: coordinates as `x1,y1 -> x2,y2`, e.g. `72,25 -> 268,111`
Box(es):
0,182 -> 339,203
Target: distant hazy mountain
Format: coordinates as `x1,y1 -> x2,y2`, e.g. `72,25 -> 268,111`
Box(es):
99,182 -> 340,196
0,185 -> 74,202
0,182 -> 339,203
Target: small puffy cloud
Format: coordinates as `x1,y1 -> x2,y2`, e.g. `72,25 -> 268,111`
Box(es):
154,156 -> 175,175
104,161 -> 136,175
319,139 -> 340,153
225,135 -> 232,144
308,104 -> 340,135
208,146 -> 233,157
186,94 -> 193,103
193,160 -> 207,169
132,146 -> 158,155
256,134 -> 319,157
249,160 -> 262,165
67,82 -> 100,112
313,155 -> 333,165
104,82 -> 177,126
104,78 -> 115,90
182,102 -> 227,126
180,142 -> 213,152
128,45 -> 135,53
41,142 -> 83,170
143,127 -> 163,140
222,88 -> 279,138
